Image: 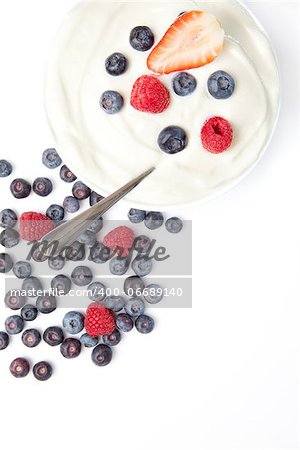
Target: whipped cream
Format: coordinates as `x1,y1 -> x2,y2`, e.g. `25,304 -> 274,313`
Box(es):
45,0 -> 280,208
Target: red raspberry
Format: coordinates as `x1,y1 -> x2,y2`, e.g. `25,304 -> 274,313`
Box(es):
103,226 -> 134,257
19,212 -> 54,241
85,303 -> 115,337
201,116 -> 233,154
130,75 -> 170,114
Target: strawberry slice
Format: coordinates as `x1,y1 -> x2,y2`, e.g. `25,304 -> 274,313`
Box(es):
147,10 -> 224,75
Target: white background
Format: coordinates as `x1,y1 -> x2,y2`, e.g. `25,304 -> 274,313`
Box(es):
0,1 -> 300,449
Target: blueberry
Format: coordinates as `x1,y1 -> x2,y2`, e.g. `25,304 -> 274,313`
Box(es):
109,257 -> 129,276
63,311 -> 85,335
144,284 -> 164,304
207,70 -> 235,99
80,333 -> 98,348
13,261 -> 32,278
90,191 -> 104,206
173,72 -> 197,96
71,266 -> 93,286
33,361 -> 53,381
21,328 -> 41,348
135,314 -> 155,334
72,181 -> 91,200
43,326 -> 64,346
128,208 -> 146,224
0,159 -> 13,177
100,91 -> 124,114
158,126 -> 187,154
46,204 -> 65,222
4,291 -> 26,310
60,338 -> 81,359
32,247 -> 48,262
88,282 -> 106,302
134,235 -> 152,254
125,297 -> 145,317
105,52 -> 128,76
103,296 -> 125,312
116,313 -> 133,332
91,344 -> 112,366
102,329 -> 121,346
10,357 -> 30,378
36,295 -> 57,314
0,209 -> 17,229
87,216 -> 103,233
10,178 -> 31,199
0,331 -> 9,350
65,241 -> 85,261
42,148 -> 62,169
48,255 -> 65,271
0,253 -> 13,273
22,276 -> 43,297
131,255 -> 152,277
165,217 -> 183,233
78,230 -> 96,247
0,228 -> 20,248
63,196 -> 80,213
144,211 -> 164,230
129,26 -> 154,51
5,315 -> 24,335
33,177 -> 53,197
20,304 -> 38,321
89,242 -> 110,264
51,274 -> 71,295
60,165 -> 77,183
124,276 -> 145,296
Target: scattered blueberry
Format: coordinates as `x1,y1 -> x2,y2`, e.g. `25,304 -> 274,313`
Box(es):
129,26 -> 154,51
32,247 -> 48,263
63,196 -> 80,213
89,242 -> 110,264
125,297 -> 145,317
42,148 -> 62,169
20,304 -> 38,322
63,311 -> 85,335
13,261 -> 32,279
134,235 -> 152,254
116,313 -> 134,332
72,181 -> 91,200
33,361 -> 53,381
109,257 -> 129,276
100,91 -> 124,114
51,274 -> 72,295
60,338 -> 81,359
60,165 -> 77,183
91,344 -> 112,366
78,230 -> 96,247
144,211 -> 164,230
158,126 -> 187,154
0,253 -> 13,273
10,178 -> 31,199
10,357 -> 30,378
0,159 -> 13,177
22,276 -> 43,297
0,331 -> 9,350
65,241 -> 85,261
165,217 -> 183,233
173,72 -> 197,96
88,282 -> 106,302
135,314 -> 155,334
87,216 -> 103,233
102,329 -> 121,347
132,255 -> 152,277
128,208 -> 146,224
0,228 -> 20,248
124,276 -> 145,296
48,255 -> 65,271
0,209 -> 17,229
33,177 -> 53,197
144,284 -> 164,304
71,266 -> 93,286
36,295 -> 57,314
46,204 -> 65,222
105,52 -> 128,76
90,191 -> 104,206
207,70 -> 235,99
21,328 -> 41,348
80,333 -> 98,348
5,315 -> 24,335
43,326 -> 64,346
4,291 -> 26,310
103,296 -> 125,312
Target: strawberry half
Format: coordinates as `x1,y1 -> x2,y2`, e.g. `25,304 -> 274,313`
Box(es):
147,10 -> 224,75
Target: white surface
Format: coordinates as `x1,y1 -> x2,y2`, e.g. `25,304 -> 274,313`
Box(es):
45,0 -> 280,208
0,1 -> 299,449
